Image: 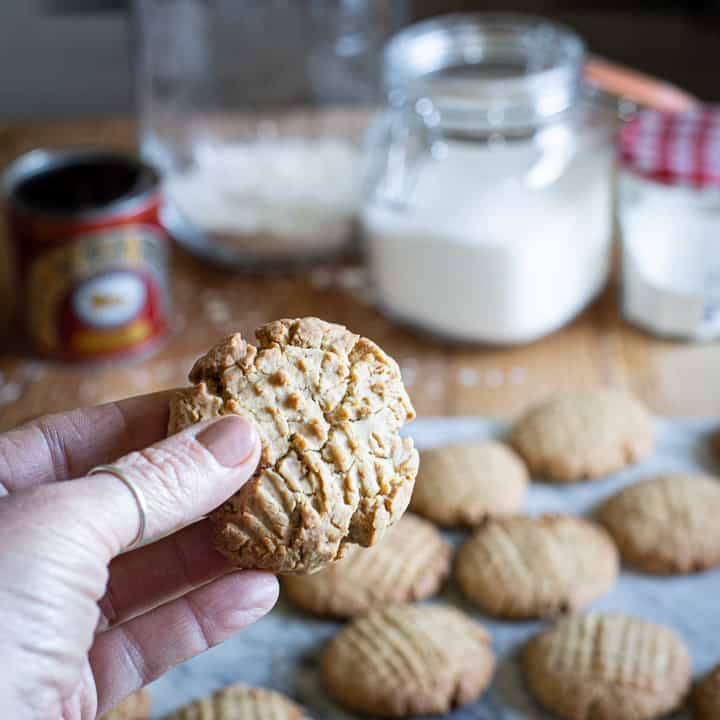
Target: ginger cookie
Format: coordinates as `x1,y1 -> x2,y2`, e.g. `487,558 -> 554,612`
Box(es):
509,388 -> 653,482
100,689 -> 151,720
165,684 -> 306,719
169,318 -> 418,574
409,440 -> 528,526
598,472 -> 720,574
693,664 -> 720,720
321,604 -> 495,716
522,612 -> 691,720
283,513 -> 451,618
456,514 -> 618,619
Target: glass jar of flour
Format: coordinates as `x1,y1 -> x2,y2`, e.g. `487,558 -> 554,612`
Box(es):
363,14 -> 617,343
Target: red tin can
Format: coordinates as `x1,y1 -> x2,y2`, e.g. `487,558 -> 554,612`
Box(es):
3,149 -> 171,362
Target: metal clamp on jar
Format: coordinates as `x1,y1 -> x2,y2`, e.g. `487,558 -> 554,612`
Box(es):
363,14 -> 617,344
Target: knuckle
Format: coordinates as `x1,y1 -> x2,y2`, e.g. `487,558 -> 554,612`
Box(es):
182,595 -> 216,650
117,625 -> 154,686
123,441 -> 205,507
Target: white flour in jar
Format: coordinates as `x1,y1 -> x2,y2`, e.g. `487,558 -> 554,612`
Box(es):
166,139 -> 362,254
364,138 -> 614,344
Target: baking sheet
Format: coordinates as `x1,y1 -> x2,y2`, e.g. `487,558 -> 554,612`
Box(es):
149,417 -> 720,719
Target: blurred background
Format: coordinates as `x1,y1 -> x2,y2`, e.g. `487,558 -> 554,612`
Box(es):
2,0 -> 720,431
2,0 -> 719,119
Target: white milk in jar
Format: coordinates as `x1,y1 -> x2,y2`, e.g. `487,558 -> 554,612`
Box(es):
619,107 -> 720,340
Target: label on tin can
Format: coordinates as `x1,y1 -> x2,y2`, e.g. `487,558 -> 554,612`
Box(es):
25,223 -> 169,359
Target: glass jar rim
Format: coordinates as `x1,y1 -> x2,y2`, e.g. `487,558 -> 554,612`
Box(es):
384,13 -> 586,132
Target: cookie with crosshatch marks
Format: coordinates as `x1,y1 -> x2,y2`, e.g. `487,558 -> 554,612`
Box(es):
598,472 -> 720,574
169,317 -> 418,574
509,388 -> 654,482
165,683 -> 306,719
410,440 -> 528,526
693,664 -> 720,720
321,604 -> 495,716
710,427 -> 720,463
456,514 -> 618,619
100,689 -> 151,720
282,513 -> 451,618
522,612 -> 691,720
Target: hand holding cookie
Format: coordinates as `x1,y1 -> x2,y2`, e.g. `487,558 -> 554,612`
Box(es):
0,391 -> 278,719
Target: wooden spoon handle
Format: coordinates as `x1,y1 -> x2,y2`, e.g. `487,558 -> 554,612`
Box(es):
584,55 -> 700,112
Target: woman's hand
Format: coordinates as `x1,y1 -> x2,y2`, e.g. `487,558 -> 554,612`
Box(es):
0,391 -> 278,719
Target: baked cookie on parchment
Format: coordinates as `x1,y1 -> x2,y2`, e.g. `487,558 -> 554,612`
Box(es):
100,689 -> 151,720
169,318 -> 418,574
509,388 -> 653,482
598,472 -> 720,574
165,683 -> 306,719
710,428 -> 720,463
522,612 -> 691,720
456,514 -> 618,619
283,513 -> 451,618
321,604 -> 495,717
409,440 -> 528,526
693,664 -> 720,720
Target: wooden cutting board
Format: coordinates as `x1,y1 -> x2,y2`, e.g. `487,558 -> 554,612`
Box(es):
1,118 -> 719,431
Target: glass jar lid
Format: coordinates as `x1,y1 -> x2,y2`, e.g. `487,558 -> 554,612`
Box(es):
384,13 -> 586,133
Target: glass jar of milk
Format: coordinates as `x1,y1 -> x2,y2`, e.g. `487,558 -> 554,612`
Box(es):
619,107 -> 720,341
363,14 -> 616,343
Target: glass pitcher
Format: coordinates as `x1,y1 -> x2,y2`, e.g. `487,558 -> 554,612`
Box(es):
132,0 -> 408,268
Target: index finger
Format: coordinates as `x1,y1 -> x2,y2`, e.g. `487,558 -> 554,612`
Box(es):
0,390 -> 175,495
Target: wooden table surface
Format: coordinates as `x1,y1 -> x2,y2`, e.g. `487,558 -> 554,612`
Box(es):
1,118 -> 719,432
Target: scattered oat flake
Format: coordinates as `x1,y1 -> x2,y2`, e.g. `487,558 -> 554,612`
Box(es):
0,381 -> 21,405
205,298 -> 231,318
458,367 -> 479,387
310,268 -> 334,289
485,368 -> 504,387
209,311 -> 231,326
336,268 -> 367,290
426,378 -> 445,398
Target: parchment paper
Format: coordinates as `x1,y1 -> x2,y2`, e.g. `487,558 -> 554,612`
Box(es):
149,417 -> 720,719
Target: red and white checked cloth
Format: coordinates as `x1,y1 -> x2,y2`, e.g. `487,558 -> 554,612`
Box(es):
619,106 -> 720,188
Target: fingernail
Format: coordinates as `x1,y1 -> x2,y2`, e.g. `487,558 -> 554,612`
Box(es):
221,572 -> 279,626
233,572 -> 279,610
192,572 -> 278,646
198,416 -> 257,467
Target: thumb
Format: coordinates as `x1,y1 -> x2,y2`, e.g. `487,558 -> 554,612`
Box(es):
71,415 -> 260,557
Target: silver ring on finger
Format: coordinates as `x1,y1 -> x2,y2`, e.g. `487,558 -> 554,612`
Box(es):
88,464 -> 148,552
